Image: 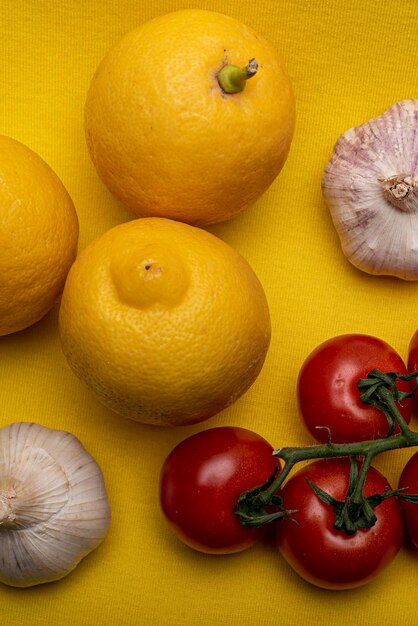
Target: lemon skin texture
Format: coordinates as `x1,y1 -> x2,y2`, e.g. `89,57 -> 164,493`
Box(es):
58,217 -> 271,426
84,9 -> 295,226
0,135 -> 79,336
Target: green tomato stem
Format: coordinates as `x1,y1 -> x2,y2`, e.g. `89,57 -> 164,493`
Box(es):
217,58 -> 258,94
271,428 -> 418,492
351,453 -> 374,505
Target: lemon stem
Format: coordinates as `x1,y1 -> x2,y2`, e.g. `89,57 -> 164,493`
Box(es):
217,58 -> 258,94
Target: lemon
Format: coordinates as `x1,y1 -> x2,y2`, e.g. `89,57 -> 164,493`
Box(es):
84,9 -> 295,226
0,135 -> 79,336
58,218 -> 271,426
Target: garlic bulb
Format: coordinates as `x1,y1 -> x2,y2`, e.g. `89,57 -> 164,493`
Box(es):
0,422 -> 110,587
322,99 -> 418,280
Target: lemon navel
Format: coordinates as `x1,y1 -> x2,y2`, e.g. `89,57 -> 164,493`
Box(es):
111,243 -> 190,309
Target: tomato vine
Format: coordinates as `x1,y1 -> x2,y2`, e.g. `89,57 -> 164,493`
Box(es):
235,368 -> 418,534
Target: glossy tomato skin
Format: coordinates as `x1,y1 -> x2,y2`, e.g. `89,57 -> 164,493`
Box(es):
159,426 -> 279,554
398,452 -> 418,547
297,334 -> 412,443
407,329 -> 418,414
276,458 -> 404,590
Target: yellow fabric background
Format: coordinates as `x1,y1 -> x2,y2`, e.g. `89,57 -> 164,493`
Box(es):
1,0 -> 417,624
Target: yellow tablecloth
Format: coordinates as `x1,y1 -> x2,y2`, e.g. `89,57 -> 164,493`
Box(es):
1,1 -> 417,624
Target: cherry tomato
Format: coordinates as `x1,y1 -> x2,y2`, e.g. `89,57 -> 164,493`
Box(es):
159,426 -> 279,554
407,329 -> 418,413
276,458 -> 404,590
398,451 -> 418,547
297,334 -> 412,443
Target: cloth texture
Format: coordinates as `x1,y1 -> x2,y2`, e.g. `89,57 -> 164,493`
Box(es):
0,0 -> 417,624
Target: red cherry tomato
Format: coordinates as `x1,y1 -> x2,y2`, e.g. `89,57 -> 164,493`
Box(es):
398,452 -> 418,547
276,458 -> 404,590
407,329 -> 418,413
159,426 -> 279,554
297,334 -> 412,443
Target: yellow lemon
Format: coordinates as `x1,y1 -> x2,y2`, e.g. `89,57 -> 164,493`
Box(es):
58,218 -> 271,426
0,135 -> 79,336
84,9 -> 295,226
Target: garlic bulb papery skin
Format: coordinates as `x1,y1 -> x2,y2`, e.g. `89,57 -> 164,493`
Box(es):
0,422 -> 110,587
322,99 -> 418,280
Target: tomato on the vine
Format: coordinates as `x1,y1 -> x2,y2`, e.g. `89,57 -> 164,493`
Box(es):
276,458 -> 404,590
398,451 -> 418,548
297,334 -> 413,443
159,426 -> 279,554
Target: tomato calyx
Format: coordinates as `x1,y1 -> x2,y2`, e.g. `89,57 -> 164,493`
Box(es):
234,466 -> 297,528
357,369 -> 418,436
235,369 -> 418,535
306,457 -> 401,534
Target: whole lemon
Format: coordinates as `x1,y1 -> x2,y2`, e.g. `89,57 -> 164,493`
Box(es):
0,135 -> 79,336
84,9 -> 295,226
58,218 -> 271,426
